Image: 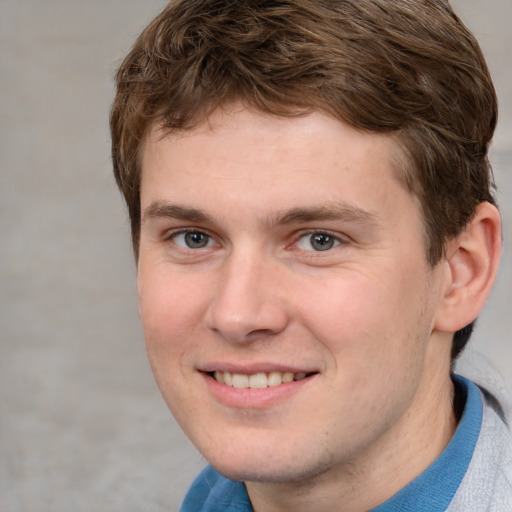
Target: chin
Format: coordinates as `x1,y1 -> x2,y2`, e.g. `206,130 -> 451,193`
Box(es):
202,440 -> 337,485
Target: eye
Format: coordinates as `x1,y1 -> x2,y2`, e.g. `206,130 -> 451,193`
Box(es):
172,231 -> 214,249
296,232 -> 341,252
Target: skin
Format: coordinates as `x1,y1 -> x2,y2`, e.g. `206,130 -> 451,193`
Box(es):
137,105 -> 466,512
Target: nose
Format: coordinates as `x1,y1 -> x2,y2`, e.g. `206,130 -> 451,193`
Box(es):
204,250 -> 289,343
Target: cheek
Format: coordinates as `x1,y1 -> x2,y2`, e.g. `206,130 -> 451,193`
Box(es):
138,268 -> 207,361
295,266 -> 428,363
137,270 -> 206,416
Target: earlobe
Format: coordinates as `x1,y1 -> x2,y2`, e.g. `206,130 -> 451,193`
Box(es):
435,202 -> 502,333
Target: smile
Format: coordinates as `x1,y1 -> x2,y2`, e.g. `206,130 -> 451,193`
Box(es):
212,371 -> 312,389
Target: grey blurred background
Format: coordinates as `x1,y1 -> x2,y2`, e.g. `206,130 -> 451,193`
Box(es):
0,1 -> 510,510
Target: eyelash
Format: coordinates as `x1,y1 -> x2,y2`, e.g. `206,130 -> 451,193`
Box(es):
293,230 -> 346,252
165,228 -> 217,249
164,228 -> 347,253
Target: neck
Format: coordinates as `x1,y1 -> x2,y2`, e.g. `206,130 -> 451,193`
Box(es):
247,337 -> 457,512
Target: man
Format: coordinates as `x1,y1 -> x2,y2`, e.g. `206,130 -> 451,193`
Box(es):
110,1 -> 511,510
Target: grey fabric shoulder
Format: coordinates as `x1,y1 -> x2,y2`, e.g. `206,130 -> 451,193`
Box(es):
447,385 -> 512,511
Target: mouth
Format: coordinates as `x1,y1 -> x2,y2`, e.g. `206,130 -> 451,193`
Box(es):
207,370 -> 316,389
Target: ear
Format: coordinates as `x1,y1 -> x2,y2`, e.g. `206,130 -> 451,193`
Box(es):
435,202 -> 502,333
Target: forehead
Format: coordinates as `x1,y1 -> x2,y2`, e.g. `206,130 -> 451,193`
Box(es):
143,106 -> 404,176
140,106 -> 417,224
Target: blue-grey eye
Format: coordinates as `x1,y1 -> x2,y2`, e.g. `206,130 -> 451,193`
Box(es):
296,232 -> 340,251
174,231 -> 212,249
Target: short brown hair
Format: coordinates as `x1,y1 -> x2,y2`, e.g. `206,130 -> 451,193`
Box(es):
110,0 -> 498,356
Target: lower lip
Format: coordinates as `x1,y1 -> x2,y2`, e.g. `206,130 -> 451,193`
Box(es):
201,373 -> 316,409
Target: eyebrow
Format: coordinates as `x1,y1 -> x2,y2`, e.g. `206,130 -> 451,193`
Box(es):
141,201 -> 379,228
270,204 -> 380,227
142,203 -> 213,224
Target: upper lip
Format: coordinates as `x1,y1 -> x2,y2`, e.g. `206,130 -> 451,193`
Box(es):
199,362 -> 318,375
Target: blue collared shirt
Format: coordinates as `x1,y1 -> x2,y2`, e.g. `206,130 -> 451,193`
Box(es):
180,375 -> 482,512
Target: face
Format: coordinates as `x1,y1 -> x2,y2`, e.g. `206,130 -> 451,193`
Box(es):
137,106 -> 449,484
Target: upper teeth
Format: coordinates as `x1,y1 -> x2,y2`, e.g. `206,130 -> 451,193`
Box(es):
213,371 -> 308,389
